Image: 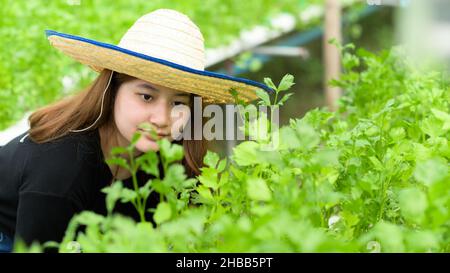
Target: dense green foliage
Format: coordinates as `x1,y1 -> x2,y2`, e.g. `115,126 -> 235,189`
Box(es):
15,45 -> 449,253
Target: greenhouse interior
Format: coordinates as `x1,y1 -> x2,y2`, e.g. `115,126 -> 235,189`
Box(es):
0,0 -> 449,258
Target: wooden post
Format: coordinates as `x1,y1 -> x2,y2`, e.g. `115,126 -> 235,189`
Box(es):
324,0 -> 342,111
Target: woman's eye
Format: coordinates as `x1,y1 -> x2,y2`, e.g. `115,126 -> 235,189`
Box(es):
140,94 -> 153,102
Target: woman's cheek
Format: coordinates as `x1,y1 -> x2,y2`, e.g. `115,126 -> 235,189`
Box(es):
115,100 -> 142,141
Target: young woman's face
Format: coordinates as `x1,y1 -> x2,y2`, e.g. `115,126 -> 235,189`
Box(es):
114,78 -> 192,152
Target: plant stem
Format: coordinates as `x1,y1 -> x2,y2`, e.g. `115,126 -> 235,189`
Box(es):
129,149 -> 146,222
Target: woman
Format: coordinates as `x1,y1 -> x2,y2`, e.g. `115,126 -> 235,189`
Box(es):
0,9 -> 271,252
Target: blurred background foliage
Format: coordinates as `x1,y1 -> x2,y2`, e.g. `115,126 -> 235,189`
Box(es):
0,0 -> 388,132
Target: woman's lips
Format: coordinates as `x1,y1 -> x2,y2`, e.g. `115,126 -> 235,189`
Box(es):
138,129 -> 168,141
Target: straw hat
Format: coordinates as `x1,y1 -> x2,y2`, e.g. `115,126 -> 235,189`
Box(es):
45,9 -> 273,104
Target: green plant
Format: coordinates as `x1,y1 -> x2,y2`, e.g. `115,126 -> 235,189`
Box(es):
15,45 -> 449,253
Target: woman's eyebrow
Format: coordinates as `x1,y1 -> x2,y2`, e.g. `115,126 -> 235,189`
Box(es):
136,83 -> 190,98
137,82 -> 158,92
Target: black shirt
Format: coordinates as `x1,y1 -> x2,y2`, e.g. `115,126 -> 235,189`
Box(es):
0,129 -> 160,247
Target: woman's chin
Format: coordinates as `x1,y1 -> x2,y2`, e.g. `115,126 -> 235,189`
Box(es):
135,138 -> 160,153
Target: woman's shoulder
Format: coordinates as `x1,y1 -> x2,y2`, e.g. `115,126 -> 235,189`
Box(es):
12,130 -> 103,163
2,130 -> 110,197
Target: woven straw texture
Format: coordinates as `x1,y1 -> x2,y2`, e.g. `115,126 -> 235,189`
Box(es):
46,9 -> 270,104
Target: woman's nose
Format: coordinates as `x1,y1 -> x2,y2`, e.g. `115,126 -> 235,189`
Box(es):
148,100 -> 171,130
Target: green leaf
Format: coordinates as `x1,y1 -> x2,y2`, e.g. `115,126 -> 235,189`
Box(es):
138,122 -> 157,137
131,131 -> 142,146
73,211 -> 105,227
110,146 -> 128,156
153,202 -> 172,225
218,171 -> 229,187
365,125 -> 379,137
405,231 -> 440,252
355,139 -> 371,148
203,150 -> 219,168
198,168 -> 218,190
255,89 -> 271,106
311,149 -> 340,167
414,157 -> 448,186
151,179 -> 169,195
431,108 -> 450,131
342,52 -> 360,70
120,188 -> 138,203
101,182 -> 124,213
389,127 -> 405,141
246,177 -> 272,201
294,121 -> 320,151
421,117 -> 446,137
369,156 -> 383,171
398,188 -> 428,222
278,74 -> 295,92
230,165 -> 246,181
139,180 -> 153,199
196,185 -> 214,203
278,127 -> 301,150
217,158 -> 227,173
136,151 -> 159,177
232,141 -> 260,166
105,157 -> 129,171
263,77 -> 277,91
159,139 -> 184,165
371,222 -> 405,252
277,92 -> 293,106
164,165 -> 188,190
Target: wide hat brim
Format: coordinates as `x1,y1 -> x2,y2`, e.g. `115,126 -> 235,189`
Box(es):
45,30 -> 274,104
